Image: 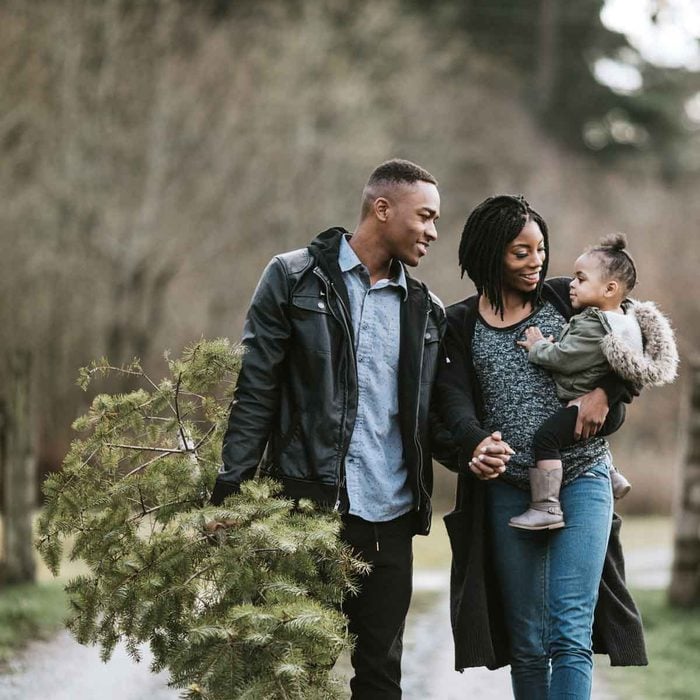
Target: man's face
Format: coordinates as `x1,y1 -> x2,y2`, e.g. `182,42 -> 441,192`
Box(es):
382,181 -> 440,267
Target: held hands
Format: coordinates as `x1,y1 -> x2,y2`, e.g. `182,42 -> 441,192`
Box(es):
516,326 -> 554,351
569,387 -> 610,440
469,431 -> 515,481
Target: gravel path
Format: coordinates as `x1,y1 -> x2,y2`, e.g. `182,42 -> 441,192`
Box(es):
0,542 -> 669,699
0,632 -> 178,700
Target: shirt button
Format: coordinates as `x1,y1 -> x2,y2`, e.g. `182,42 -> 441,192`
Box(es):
318,301 -> 326,309
358,357 -> 364,363
425,332 -> 431,340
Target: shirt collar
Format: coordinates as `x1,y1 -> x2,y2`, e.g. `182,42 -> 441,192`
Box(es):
338,234 -> 408,299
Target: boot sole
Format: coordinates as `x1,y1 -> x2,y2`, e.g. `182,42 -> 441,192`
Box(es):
508,521 -> 566,531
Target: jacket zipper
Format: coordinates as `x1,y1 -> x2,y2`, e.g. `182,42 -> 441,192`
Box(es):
413,302 -> 431,514
313,267 -> 355,511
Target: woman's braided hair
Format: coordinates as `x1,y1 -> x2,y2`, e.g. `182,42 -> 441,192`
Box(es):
458,194 -> 549,318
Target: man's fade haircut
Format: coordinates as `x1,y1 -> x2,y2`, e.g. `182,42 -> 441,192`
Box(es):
458,194 -> 549,319
361,159 -> 438,220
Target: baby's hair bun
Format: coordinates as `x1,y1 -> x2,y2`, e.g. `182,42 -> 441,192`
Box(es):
598,232 -> 628,251
590,231 -> 637,291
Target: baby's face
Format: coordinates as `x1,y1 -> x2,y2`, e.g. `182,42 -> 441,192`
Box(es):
569,253 -> 609,310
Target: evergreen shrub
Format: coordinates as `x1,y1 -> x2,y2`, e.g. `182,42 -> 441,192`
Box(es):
36,340 -> 367,699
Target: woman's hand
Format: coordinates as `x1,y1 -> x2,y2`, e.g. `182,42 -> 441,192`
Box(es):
469,431 -> 514,480
569,387 -> 609,440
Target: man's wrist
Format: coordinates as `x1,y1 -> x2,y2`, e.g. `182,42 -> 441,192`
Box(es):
210,479 -> 241,506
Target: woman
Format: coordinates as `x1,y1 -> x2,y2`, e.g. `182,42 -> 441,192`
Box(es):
433,195 -> 647,699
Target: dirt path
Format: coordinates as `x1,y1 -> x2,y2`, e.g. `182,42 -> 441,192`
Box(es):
0,631 -> 178,700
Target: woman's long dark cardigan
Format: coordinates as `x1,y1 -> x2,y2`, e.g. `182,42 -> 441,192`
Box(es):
432,277 -> 648,671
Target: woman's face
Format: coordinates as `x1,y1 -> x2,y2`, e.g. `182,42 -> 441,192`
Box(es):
502,218 -> 546,295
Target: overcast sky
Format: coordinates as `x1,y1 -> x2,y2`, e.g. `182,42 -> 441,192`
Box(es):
595,0 -> 700,118
601,0 -> 700,70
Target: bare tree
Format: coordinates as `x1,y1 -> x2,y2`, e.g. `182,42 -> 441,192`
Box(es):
669,359 -> 700,606
1,352 -> 36,585
536,0 -> 560,114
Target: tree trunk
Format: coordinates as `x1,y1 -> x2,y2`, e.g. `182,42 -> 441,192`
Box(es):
1,351 -> 36,585
669,360 -> 700,606
536,0 -> 559,114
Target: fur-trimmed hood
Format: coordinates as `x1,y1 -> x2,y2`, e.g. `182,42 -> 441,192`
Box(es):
600,300 -> 679,390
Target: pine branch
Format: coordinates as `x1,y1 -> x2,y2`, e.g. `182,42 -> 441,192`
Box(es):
193,424 -> 216,451
174,372 -> 191,455
106,443 -> 187,454
127,498 -> 197,523
123,451 -> 170,478
38,340 -> 355,699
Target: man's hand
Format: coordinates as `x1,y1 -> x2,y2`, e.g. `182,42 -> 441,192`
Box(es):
204,518 -> 237,534
516,326 -> 554,351
570,387 -> 609,440
469,431 -> 514,480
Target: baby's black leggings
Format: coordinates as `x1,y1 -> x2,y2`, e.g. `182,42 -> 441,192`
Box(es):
533,401 -> 625,462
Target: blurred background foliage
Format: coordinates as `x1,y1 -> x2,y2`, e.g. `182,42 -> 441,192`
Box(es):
1,0 -> 698,512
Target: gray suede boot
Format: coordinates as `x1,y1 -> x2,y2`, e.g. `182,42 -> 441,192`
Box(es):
610,466 -> 631,500
509,468 -> 565,531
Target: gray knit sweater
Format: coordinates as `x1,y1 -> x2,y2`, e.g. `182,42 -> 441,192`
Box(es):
472,301 -> 610,489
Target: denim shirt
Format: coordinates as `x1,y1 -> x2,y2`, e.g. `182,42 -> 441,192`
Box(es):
338,235 -> 414,522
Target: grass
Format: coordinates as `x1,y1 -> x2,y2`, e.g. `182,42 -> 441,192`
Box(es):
603,589 -> 700,700
604,515 -> 700,699
0,517 -> 85,669
616,514 -> 673,551
0,580 -> 69,667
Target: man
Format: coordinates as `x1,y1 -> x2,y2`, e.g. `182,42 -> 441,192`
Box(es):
210,159 -> 444,698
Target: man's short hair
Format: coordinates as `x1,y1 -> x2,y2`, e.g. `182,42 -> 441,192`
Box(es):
361,159 -> 437,219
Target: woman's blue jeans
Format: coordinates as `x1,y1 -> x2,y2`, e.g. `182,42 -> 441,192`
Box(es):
486,460 -> 614,700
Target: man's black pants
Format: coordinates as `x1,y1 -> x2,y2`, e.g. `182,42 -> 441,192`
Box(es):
341,511 -> 415,700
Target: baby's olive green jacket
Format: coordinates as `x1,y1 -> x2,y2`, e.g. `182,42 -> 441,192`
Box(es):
529,300 -> 678,401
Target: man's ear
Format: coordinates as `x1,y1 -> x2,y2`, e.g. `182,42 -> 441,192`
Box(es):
374,197 -> 390,222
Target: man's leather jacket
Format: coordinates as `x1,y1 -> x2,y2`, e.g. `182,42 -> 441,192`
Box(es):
211,227 -> 446,534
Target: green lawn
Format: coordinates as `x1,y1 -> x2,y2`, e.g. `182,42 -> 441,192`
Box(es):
603,589 -> 700,700
603,517 -> 700,699
0,517 -> 83,667
0,581 -> 68,666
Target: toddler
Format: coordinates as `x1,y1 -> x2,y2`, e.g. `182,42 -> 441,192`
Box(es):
511,233 -> 678,530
